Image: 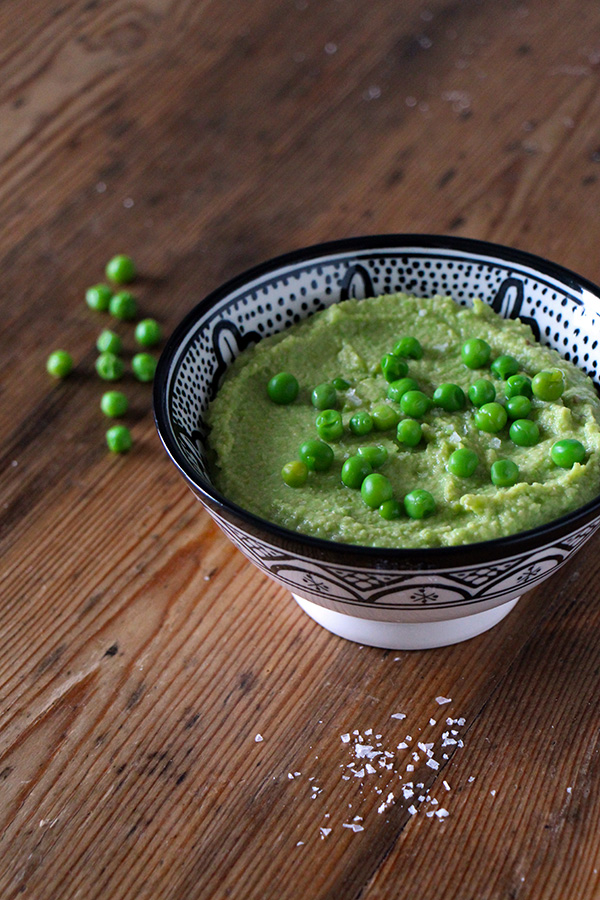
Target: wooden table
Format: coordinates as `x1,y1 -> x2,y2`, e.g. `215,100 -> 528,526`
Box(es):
3,1 -> 600,897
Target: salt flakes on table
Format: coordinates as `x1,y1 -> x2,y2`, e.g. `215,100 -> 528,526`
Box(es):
285,704 -> 472,844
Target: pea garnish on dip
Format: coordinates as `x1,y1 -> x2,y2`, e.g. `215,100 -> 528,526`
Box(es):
207,293 -> 600,548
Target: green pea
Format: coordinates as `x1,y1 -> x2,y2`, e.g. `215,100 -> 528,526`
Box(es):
100,390 -> 128,418
400,390 -> 431,418
461,338 -> 491,369
267,372 -> 299,404
341,455 -> 373,488
490,458 -> 519,487
349,410 -> 374,436
96,329 -> 123,355
132,352 -> 157,383
505,374 -> 532,399
506,395 -> 532,420
433,382 -> 466,412
490,355 -> 519,380
387,377 -> 419,402
550,439 -> 586,468
468,378 -> 496,408
361,473 -> 394,508
299,439 -> 334,472
95,352 -> 124,381
447,448 -> 479,477
105,254 -> 136,284
474,402 -> 507,433
312,382 -> 337,410
85,284 -> 113,311
315,409 -> 344,442
393,336 -> 423,359
281,460 -> 309,487
357,445 -> 388,468
46,350 -> 73,379
372,404 -> 400,431
379,499 -> 403,520
396,418 -> 422,447
109,291 -> 137,321
332,377 -> 351,391
381,353 -> 408,383
404,489 -> 436,519
135,318 -> 162,348
106,424 -> 132,454
532,369 -> 565,401
509,419 -> 540,447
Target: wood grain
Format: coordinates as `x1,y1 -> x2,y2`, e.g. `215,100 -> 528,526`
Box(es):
2,1 -> 600,897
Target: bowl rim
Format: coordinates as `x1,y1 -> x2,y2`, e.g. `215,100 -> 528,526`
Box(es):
153,233 -> 600,564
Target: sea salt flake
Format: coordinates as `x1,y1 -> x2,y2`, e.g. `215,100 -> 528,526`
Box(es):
406,764 -> 414,772
435,809 -> 450,819
408,805 -> 417,815
436,696 -> 452,705
429,718 -> 436,725
468,776 -> 475,782
254,734 -> 264,742
397,742 -> 408,750
443,781 -> 451,791
426,759 -> 440,770
343,822 -> 364,832
391,713 -> 406,720
354,768 -> 365,778
341,733 -> 351,743
365,763 -> 377,774
355,744 -> 381,759
320,827 -> 332,838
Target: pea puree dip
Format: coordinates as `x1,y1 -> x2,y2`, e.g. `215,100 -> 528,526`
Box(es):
206,294 -> 600,548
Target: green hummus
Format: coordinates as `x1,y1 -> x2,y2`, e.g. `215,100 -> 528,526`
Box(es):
206,294 -> 600,548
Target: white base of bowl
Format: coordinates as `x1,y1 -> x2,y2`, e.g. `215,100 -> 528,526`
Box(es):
292,594 -> 520,650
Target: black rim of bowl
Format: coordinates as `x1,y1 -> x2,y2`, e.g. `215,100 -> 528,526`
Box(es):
153,233 -> 600,567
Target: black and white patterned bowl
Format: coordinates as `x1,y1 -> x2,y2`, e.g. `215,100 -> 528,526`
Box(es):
154,235 -> 600,649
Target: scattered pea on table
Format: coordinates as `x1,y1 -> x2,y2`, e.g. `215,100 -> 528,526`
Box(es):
132,353 -> 158,383
46,350 -> 73,379
95,352 -> 124,381
106,424 -> 133,454
105,254 -> 136,284
85,284 -> 113,311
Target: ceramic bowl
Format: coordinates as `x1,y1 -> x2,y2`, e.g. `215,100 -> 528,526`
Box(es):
153,235 -> 600,650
